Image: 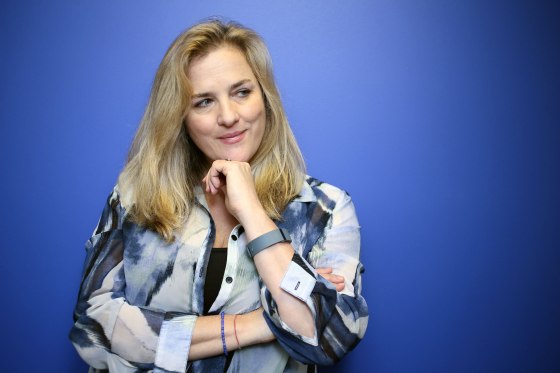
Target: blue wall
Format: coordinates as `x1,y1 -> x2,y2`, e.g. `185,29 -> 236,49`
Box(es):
1,1 -> 559,372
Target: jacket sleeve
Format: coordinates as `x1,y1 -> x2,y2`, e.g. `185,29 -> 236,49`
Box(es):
69,188 -> 197,373
261,189 -> 369,365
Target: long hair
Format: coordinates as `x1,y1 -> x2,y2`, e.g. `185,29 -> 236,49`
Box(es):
118,19 -> 306,241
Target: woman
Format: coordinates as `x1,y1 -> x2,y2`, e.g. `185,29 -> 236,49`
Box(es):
70,19 -> 368,373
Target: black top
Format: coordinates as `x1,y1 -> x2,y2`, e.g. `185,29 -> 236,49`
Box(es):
203,247 -> 234,371
203,247 -> 228,315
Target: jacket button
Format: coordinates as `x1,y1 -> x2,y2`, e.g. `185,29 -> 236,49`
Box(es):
226,276 -> 233,284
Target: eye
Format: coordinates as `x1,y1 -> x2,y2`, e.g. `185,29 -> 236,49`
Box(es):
235,88 -> 252,98
193,98 -> 212,108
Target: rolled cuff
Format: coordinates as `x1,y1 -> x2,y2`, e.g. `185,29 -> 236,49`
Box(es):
154,314 -> 197,373
280,257 -> 316,302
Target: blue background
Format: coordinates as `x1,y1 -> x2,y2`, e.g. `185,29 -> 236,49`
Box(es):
1,1 -> 559,372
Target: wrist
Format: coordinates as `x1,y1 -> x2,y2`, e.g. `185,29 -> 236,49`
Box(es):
247,228 -> 292,258
239,209 -> 277,241
238,309 -> 275,345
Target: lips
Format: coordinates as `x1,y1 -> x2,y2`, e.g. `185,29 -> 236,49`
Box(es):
218,130 -> 246,144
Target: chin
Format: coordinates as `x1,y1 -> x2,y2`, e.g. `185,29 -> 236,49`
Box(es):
224,151 -> 254,163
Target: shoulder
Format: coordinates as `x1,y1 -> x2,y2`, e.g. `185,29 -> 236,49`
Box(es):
92,185 -> 130,235
304,176 -> 360,231
302,176 -> 352,210
306,176 -> 348,195
106,184 -> 127,214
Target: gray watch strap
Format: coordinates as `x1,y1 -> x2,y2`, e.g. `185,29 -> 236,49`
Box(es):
246,228 -> 291,257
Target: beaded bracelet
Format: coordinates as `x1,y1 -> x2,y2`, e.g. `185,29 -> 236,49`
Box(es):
220,311 -> 228,356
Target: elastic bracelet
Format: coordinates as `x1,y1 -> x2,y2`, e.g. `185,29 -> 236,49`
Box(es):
233,314 -> 241,350
246,228 -> 291,257
220,312 -> 228,356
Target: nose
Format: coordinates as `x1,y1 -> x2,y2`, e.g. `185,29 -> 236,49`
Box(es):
217,100 -> 239,127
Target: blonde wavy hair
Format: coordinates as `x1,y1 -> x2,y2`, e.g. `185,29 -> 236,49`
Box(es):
118,19 -> 306,241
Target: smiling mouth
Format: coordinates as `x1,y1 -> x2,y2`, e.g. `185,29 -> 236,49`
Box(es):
218,130 -> 246,144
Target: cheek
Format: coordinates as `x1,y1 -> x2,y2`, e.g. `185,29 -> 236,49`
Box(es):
185,115 -> 211,140
243,97 -> 267,127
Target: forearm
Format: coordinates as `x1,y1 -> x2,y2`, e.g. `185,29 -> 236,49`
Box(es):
188,308 -> 274,360
242,212 -> 316,339
264,188 -> 369,365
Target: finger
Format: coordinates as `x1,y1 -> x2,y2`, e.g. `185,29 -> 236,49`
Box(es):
202,176 -> 211,193
210,159 -> 230,175
209,170 -> 222,191
316,267 -> 333,275
320,273 -> 345,283
203,172 -> 213,193
321,273 -> 339,283
206,162 -> 229,193
318,273 -> 345,292
330,275 -> 345,283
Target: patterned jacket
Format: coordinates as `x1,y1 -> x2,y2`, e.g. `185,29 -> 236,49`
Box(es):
70,177 -> 369,372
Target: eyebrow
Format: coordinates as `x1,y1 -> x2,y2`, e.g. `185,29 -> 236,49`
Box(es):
191,79 -> 253,99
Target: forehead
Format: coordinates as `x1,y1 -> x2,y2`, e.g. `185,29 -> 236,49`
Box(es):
187,46 -> 256,90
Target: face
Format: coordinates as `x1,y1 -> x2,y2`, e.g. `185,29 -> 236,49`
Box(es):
185,45 -> 266,163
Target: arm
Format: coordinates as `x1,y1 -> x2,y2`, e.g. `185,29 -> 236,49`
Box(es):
188,307 -> 274,359
203,162 -> 368,364
260,185 -> 369,365
203,161 -> 318,338
241,212 -> 317,338
69,189 -> 274,372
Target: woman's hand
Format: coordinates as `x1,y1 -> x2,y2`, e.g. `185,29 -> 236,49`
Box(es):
202,160 -> 265,224
317,267 -> 345,292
